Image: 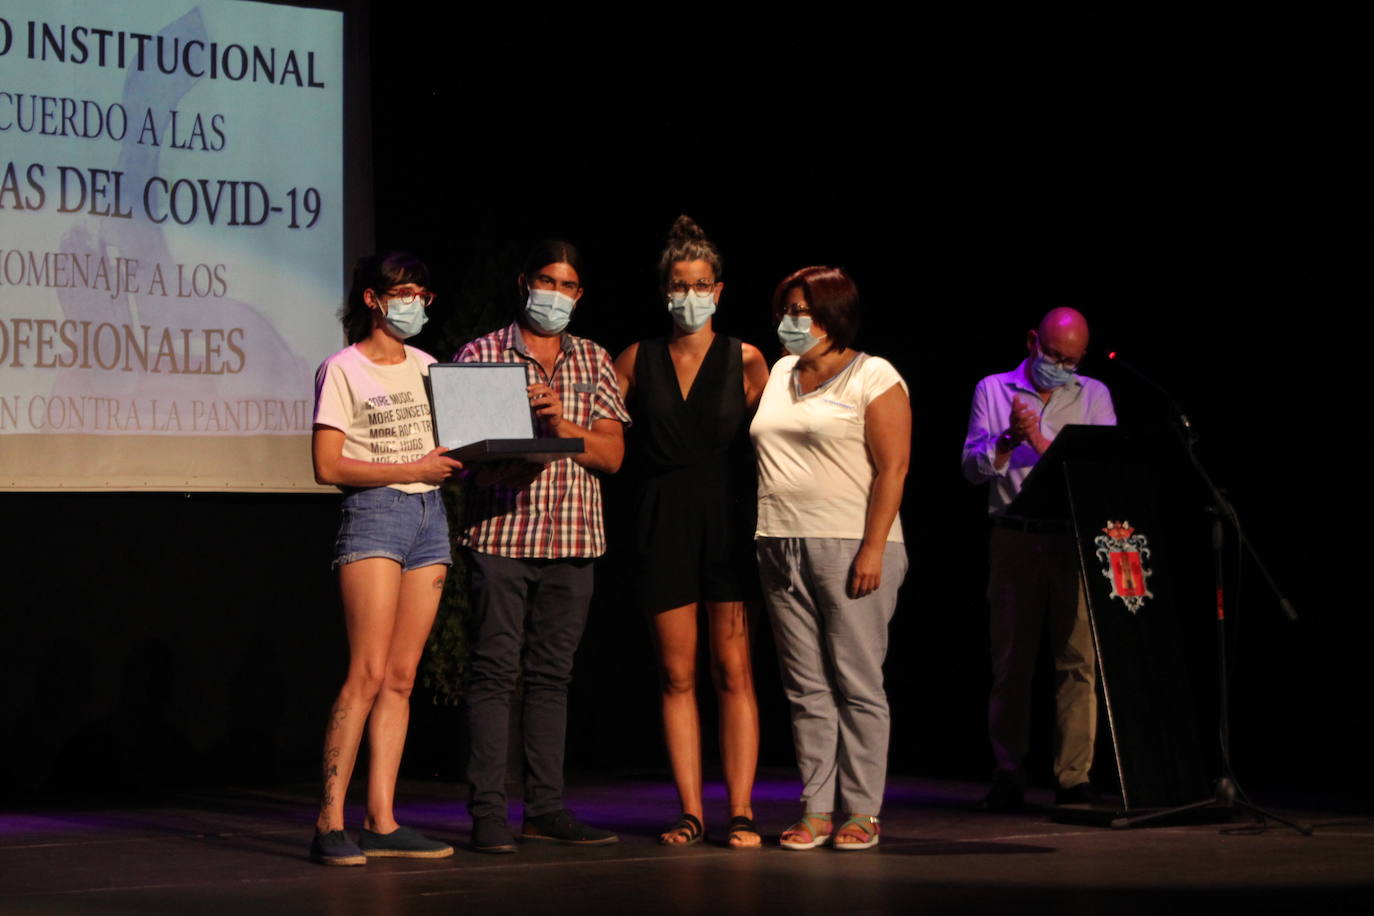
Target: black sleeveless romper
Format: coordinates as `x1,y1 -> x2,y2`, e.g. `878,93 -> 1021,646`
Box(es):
627,334 -> 759,613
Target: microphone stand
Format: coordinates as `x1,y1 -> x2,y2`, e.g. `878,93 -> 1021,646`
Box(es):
1102,354 -> 1311,834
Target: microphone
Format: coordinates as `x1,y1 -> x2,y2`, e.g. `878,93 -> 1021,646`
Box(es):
1106,355 -> 1297,622
1104,350 -> 1191,436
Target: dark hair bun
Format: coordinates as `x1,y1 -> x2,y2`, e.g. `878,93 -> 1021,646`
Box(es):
658,214 -> 722,285
668,214 -> 707,242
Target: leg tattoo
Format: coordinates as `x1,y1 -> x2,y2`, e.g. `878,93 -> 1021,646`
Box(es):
319,700 -> 349,820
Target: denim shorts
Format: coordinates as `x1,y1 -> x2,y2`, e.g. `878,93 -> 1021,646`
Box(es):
332,487 -> 452,571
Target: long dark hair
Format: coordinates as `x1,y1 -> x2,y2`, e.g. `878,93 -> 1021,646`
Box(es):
520,239 -> 584,290
340,251 -> 430,344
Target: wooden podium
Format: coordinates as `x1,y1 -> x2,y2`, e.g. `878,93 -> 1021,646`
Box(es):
1010,425 -> 1207,813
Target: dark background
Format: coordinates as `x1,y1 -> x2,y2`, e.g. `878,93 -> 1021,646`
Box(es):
1,4 -> 1360,810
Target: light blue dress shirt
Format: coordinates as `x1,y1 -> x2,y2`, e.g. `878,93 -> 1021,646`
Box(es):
962,359 -> 1117,515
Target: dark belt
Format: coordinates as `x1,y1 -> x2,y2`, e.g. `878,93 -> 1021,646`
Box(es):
992,514 -> 1070,535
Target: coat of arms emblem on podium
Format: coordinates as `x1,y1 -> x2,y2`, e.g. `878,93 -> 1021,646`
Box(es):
1094,520 -> 1154,613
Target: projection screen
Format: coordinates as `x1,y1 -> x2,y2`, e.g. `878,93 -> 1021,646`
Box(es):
0,0 -> 346,490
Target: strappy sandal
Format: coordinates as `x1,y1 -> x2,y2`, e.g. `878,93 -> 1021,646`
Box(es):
726,814 -> 762,849
658,812 -> 704,846
834,814 -> 880,851
780,812 -> 832,850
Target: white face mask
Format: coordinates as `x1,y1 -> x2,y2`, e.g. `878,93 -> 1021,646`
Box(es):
1030,341 -> 1077,390
525,288 -> 576,334
381,297 -> 427,339
667,289 -> 716,333
777,314 -> 825,356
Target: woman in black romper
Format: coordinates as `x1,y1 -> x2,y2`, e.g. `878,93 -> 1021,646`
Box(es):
614,215 -> 770,847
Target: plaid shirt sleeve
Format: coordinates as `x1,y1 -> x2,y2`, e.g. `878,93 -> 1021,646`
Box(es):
455,324 -> 626,558
590,344 -> 632,427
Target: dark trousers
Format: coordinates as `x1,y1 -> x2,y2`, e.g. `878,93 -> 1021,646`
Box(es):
465,550 -> 594,821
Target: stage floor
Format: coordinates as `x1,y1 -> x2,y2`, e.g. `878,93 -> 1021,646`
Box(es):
2,773 -> 1370,914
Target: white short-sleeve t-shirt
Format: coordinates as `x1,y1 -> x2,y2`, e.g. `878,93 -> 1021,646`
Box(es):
312,344 -> 438,493
750,352 -> 908,542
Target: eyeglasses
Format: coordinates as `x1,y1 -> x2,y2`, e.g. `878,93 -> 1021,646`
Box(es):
384,288 -> 436,307
1037,342 -> 1081,371
783,303 -> 812,318
668,279 -> 717,296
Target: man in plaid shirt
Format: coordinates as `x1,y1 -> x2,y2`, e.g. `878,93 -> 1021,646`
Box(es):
456,244 -> 631,852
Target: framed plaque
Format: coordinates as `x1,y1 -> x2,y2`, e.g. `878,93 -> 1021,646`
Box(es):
426,363 -> 583,462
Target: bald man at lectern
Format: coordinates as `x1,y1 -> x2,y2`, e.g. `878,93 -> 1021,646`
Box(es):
962,307 -> 1116,811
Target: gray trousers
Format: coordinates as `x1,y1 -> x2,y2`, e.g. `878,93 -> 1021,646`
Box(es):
464,550 -> 594,821
757,537 -> 908,815
987,525 -> 1096,789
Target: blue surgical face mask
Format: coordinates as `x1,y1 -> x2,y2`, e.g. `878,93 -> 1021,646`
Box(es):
382,297 -> 427,339
1030,345 -> 1077,390
668,289 -> 716,333
777,314 -> 824,356
525,288 -> 576,335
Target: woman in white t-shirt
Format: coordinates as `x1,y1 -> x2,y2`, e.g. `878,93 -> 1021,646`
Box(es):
749,266 -> 911,852
307,252 -> 461,865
